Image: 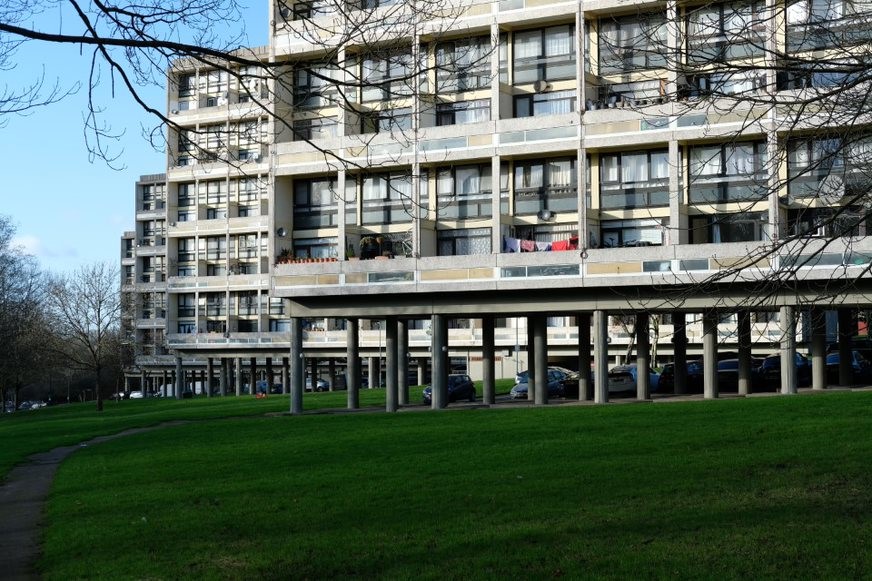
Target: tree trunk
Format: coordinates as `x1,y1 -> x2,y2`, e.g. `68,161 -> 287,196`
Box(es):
95,366 -> 103,412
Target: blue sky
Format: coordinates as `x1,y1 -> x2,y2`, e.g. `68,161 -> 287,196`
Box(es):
1,3 -> 267,274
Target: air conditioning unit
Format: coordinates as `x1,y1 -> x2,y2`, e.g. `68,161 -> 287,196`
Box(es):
533,80 -> 552,93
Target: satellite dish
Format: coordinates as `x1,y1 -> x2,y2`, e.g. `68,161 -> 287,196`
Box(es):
537,209 -> 553,221
276,227 -> 287,237
533,80 -> 551,93
819,174 -> 845,205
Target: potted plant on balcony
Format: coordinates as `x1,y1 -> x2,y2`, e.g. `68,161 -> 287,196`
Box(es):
277,248 -> 291,264
359,236 -> 379,260
346,244 -> 357,261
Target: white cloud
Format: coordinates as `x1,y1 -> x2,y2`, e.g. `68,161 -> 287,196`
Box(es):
12,234 -> 44,256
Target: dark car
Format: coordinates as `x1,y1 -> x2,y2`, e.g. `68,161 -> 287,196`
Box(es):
716,358 -> 765,391
825,351 -> 872,384
754,353 -> 812,390
509,367 -> 570,399
422,374 -> 476,404
658,360 -> 704,393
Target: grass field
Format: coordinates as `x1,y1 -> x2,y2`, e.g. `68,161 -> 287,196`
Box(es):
14,390 -> 870,579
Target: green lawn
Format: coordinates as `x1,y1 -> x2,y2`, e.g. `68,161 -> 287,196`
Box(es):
27,391 -> 872,579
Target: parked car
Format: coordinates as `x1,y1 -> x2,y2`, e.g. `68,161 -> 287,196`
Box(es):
422,374 -> 476,404
514,366 -> 573,385
510,367 -> 571,399
825,350 -> 872,384
715,358 -> 764,391
754,353 -> 812,390
658,360 -> 705,393
607,364 -> 661,395
305,377 -> 330,392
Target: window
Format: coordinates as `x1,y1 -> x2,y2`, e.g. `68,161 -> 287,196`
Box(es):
599,14 -> 667,74
437,228 -> 492,256
600,150 -> 670,209
362,52 -> 414,101
294,63 -> 339,108
436,164 -> 493,219
293,116 -> 338,140
205,236 -> 227,260
205,293 -> 226,316
178,322 -> 196,334
293,237 -> 338,259
360,171 -> 416,225
177,183 -> 195,206
178,74 -> 195,98
177,238 -> 195,263
691,212 -> 768,243
514,90 -> 576,117
436,100 -> 490,126
787,135 -> 872,199
206,263 -> 227,276
436,37 -> 491,93
601,218 -> 667,247
360,108 -> 412,134
513,158 -> 577,215
687,1 -> 765,63
688,142 -> 767,203
513,25 -> 575,84
177,294 -> 195,317
294,177 -> 339,229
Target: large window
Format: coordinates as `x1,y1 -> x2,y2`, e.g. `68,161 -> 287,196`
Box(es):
691,212 -> 768,243
294,177 -> 339,229
600,150 -> 669,209
599,14 -> 667,74
361,171 -> 416,225
436,100 -> 490,126
293,237 -> 338,259
177,238 -> 195,263
436,164 -> 493,219
177,294 -> 195,317
293,116 -> 338,141
512,25 -> 575,84
786,0 -> 872,50
204,293 -> 226,317
205,236 -> 227,261
514,158 -> 577,215
436,37 -> 491,93
360,107 -> 412,134
361,52 -> 414,101
686,0 -> 765,63
788,135 -> 872,199
601,218 -> 668,247
514,90 -> 575,118
688,142 -> 767,203
294,62 -> 339,108
437,228 -> 492,256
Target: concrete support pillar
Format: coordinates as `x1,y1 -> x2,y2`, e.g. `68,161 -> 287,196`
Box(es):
204,359 -> 213,397
811,307 -> 827,390
397,320 -> 409,405
266,357 -> 274,394
309,358 -> 318,391
282,357 -> 289,396
703,311 -> 719,399
838,308 -> 854,385
431,314 -> 448,409
533,316 -> 548,405
578,313 -> 592,401
737,310 -> 752,395
138,370 -> 145,394
200,369 -> 206,396
417,358 -> 426,387
481,316 -> 495,405
636,313 -> 651,400
289,317 -> 304,415
386,318 -> 398,412
328,359 -> 337,393
174,356 -> 183,400
673,312 -> 688,394
526,317 -> 536,402
594,310 -> 609,404
780,305 -> 797,394
249,357 -> 257,394
219,359 -> 227,396
346,318 -> 360,409
368,358 -> 378,390
235,358 -> 242,396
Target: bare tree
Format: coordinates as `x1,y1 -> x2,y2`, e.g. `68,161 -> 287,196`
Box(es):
47,262 -> 121,412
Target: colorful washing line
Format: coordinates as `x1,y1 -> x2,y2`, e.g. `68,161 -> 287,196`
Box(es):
503,236 -> 578,253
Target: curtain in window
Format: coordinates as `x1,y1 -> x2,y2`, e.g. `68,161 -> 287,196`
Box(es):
514,31 -> 541,59
363,176 -> 386,200
689,7 -> 720,36
437,170 -> 453,196
548,160 -> 573,187
690,146 -> 722,176
622,153 -> 649,183
544,26 -> 571,56
362,59 -> 385,81
516,164 -> 544,188
392,174 -> 412,199
727,144 -> 756,175
650,152 -> 669,179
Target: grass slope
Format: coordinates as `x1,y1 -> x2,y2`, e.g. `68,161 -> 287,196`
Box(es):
39,392 -> 872,579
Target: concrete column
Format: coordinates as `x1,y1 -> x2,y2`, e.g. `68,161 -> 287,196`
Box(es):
266,357 -> 274,394
636,313 -> 650,400
594,310 -> 609,404
838,308 -> 854,385
673,312 -> 688,394
431,314 -> 447,409
578,312 -> 592,401
481,316 -> 495,404
417,358 -> 426,387
249,357 -> 257,394
533,316 -> 548,405
398,320 -> 409,405
235,358 -> 242,396
219,359 -> 227,396
289,317 -> 304,414
346,318 -> 360,409
309,358 -> 318,391
703,311 -> 719,399
780,306 -> 797,394
328,359 -> 337,393
200,369 -> 206,396
174,356 -> 183,399
368,357 -> 378,390
811,307 -> 827,390
161,370 -> 168,397
526,317 -> 536,402
282,357 -> 289,396
737,310 -> 752,395
139,370 -> 145,395
206,358 -> 214,398
386,318 -> 398,412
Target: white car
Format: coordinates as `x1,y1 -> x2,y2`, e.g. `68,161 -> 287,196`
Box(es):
129,391 -> 144,399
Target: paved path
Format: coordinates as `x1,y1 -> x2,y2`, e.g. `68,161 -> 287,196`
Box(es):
0,423 -> 187,581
